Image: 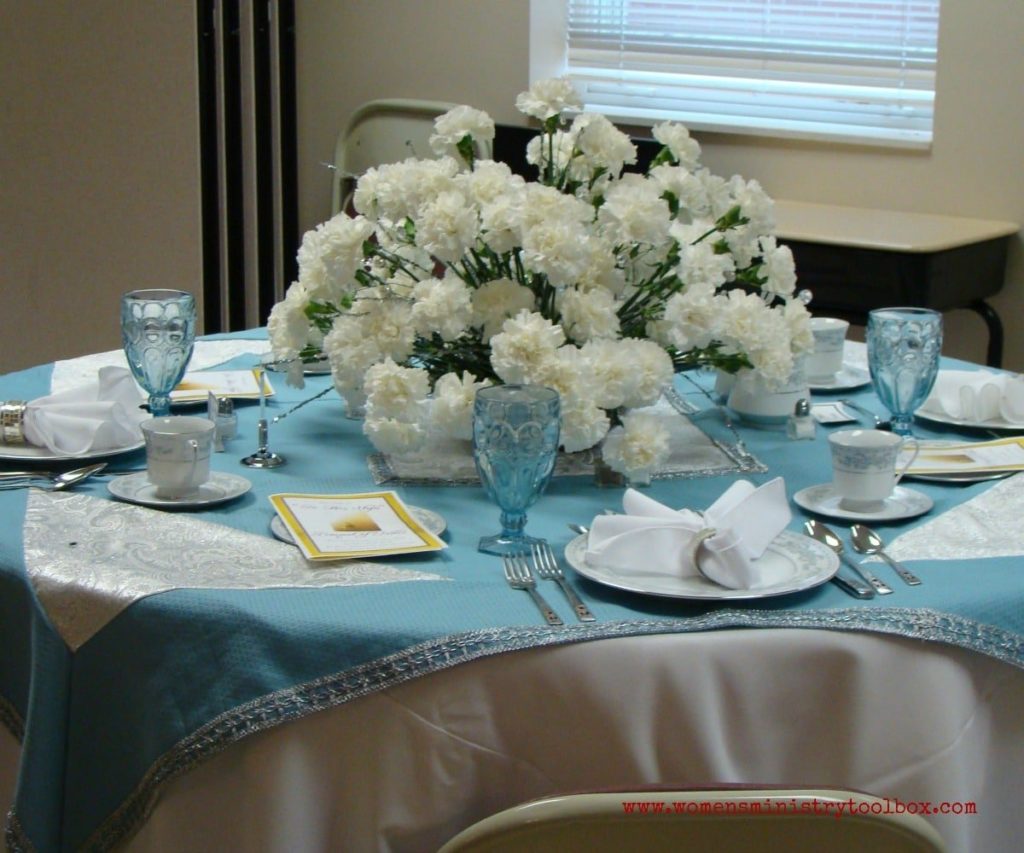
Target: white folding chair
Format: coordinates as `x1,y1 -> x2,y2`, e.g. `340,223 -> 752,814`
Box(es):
438,787 -> 948,853
331,99 -> 492,216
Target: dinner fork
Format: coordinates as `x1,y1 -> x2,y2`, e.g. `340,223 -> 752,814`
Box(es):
531,542 -> 596,622
502,554 -> 563,626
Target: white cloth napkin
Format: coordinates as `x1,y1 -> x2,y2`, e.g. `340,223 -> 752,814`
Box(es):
22,366 -> 148,454
584,478 -> 791,589
920,370 -> 1024,424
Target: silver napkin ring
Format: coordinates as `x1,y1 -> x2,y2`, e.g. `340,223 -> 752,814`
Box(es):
0,401 -> 27,445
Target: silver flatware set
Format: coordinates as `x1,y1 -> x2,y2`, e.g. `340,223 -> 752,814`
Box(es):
502,541 -> 596,625
804,519 -> 919,599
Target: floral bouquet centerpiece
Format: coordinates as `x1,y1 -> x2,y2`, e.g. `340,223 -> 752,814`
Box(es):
268,78 -> 813,482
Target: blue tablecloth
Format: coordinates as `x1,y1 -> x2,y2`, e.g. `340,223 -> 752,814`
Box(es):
2,333 -> 1023,851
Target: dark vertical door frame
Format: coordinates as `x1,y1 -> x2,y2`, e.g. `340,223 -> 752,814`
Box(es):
195,0 -> 298,331
196,0 -> 222,333
221,0 -> 247,330
252,0 -> 275,322
277,0 -> 299,294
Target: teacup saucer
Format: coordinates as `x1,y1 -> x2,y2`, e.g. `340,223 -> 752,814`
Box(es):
808,364 -> 871,392
107,471 -> 252,509
793,483 -> 933,521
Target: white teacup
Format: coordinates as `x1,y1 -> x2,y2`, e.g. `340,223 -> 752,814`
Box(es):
141,416 -> 215,499
807,317 -> 850,381
828,429 -> 919,512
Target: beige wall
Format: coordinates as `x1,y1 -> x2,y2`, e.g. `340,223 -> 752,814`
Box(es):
0,1 -> 202,373
3,2 -> 1020,373
296,0 -> 1024,371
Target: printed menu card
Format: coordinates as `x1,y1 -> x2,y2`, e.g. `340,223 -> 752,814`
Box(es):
902,436 -> 1024,475
171,369 -> 273,402
269,491 -> 446,561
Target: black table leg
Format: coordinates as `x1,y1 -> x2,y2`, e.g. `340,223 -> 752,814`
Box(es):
967,300 -> 1003,368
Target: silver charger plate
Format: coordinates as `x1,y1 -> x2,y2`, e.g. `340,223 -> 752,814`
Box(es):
0,438 -> 145,463
793,483 -> 933,521
808,363 -> 871,392
563,530 -> 838,600
270,505 -> 447,545
107,471 -> 252,509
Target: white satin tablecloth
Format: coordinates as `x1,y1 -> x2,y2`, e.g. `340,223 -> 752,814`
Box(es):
116,629 -> 1023,853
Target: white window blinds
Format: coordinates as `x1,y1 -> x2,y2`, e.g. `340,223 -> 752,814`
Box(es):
565,0 -> 940,147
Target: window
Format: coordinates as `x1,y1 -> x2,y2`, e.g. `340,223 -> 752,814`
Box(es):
531,0 -> 940,148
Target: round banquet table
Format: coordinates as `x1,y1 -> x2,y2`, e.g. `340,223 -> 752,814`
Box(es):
110,629 -> 1022,853
5,336 -> 1024,853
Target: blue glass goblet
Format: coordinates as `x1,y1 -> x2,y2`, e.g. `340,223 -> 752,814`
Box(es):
473,384 -> 561,556
121,289 -> 197,417
866,307 -> 943,436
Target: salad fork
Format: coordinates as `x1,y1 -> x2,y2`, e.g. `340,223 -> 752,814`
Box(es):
531,542 -> 595,622
502,554 -> 563,626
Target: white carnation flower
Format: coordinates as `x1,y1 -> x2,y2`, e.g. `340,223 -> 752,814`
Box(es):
598,173 -> 671,246
430,372 -> 491,440
363,358 -> 430,420
411,275 -> 473,341
601,412 -> 671,484
471,278 -> 536,341
616,339 -> 675,408
324,313 -> 388,396
758,236 -> 797,298
558,287 -> 620,343
700,171 -> 734,220
783,297 -> 814,355
675,240 -> 736,290
355,296 -> 416,363
364,416 -> 428,455
572,113 -> 637,177
580,339 -> 633,410
489,311 -> 565,384
560,399 -> 611,453
317,213 -> 375,287
654,281 -> 721,351
729,176 -> 775,235
267,282 -> 311,360
649,165 -> 707,221
415,189 -> 478,262
458,160 -> 524,206
526,130 -> 580,180
479,196 -> 524,254
717,290 -> 799,384
429,106 -> 495,161
526,345 -> 589,406
520,219 -> 593,287
652,122 -> 701,170
353,157 -> 460,223
515,77 -> 581,121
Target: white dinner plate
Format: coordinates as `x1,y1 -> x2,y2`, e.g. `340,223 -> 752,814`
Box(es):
270,505 -> 447,544
0,438 -> 145,463
793,483 -> 933,521
107,471 -> 252,509
914,408 -> 1024,432
808,364 -> 871,392
563,530 -> 838,600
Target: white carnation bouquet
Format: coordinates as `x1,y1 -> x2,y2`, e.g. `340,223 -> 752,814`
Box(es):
269,78 -> 813,481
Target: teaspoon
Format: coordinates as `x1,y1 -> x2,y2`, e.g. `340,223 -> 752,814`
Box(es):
804,519 -> 891,596
849,525 -> 921,586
